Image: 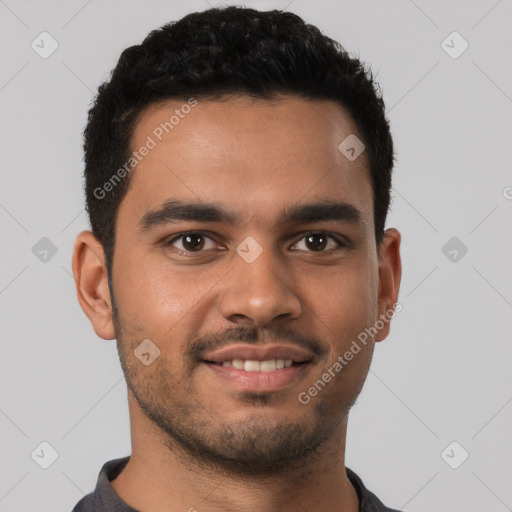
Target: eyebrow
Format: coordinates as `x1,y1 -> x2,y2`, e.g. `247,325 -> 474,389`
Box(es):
137,198 -> 363,234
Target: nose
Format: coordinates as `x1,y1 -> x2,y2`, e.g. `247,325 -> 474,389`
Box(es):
217,242 -> 302,327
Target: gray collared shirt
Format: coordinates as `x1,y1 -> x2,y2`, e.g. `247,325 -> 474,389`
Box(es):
71,456 -> 402,512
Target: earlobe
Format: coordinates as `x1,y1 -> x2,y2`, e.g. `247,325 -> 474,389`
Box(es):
375,228 -> 402,342
71,230 -> 116,340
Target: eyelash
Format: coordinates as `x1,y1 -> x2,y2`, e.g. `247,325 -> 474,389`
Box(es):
165,231 -> 348,255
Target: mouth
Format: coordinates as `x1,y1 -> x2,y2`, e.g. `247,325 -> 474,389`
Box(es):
201,344 -> 315,392
206,358 -> 303,372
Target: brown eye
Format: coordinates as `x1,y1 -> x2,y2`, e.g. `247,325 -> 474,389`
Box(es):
167,232 -> 217,253
305,232 -> 327,251
292,232 -> 346,252
181,233 -> 205,251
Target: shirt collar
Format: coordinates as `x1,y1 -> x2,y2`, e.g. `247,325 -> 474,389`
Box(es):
84,456 -> 398,512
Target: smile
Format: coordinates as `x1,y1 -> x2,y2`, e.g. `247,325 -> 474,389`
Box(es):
214,358 -> 296,372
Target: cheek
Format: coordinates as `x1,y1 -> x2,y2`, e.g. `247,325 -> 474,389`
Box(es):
307,265 -> 378,380
114,250 -> 183,316
112,252 -> 223,347
306,262 -> 378,330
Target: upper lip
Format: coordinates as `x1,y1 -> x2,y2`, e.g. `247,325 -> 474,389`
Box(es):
202,344 -> 315,364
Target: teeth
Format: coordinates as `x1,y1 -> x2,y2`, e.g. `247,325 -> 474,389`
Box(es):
220,359 -> 295,371
260,359 -> 276,372
244,360 -> 260,372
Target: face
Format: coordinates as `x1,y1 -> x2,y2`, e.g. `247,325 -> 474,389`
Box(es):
76,94 -> 401,473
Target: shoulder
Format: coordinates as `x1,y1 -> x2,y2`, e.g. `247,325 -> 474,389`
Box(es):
70,492 -> 94,512
346,467 -> 403,512
69,457 -> 131,512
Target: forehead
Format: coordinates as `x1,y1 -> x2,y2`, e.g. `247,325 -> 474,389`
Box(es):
121,94 -> 373,232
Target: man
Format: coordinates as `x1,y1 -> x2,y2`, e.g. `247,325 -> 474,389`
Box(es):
71,5 -> 402,512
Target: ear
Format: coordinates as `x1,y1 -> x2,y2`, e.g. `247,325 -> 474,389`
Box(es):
71,230 -> 115,340
375,228 -> 402,342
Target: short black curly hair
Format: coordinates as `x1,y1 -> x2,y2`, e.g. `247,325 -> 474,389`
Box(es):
83,6 -> 394,277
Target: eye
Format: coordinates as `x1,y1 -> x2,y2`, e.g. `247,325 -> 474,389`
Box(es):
166,232 -> 220,254
165,230 -> 348,256
291,231 -> 347,252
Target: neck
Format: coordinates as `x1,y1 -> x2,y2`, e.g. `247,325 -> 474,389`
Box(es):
111,393 -> 359,512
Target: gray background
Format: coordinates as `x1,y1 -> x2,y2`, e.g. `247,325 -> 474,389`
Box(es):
1,0 -> 511,510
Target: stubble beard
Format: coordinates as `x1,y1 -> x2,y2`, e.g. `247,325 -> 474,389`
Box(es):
120,348 -> 343,477
110,294 -> 355,478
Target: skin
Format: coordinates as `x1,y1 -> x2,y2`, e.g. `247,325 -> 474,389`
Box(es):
72,94 -> 401,512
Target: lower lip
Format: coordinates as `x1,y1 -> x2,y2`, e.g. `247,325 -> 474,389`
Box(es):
204,362 -> 311,392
